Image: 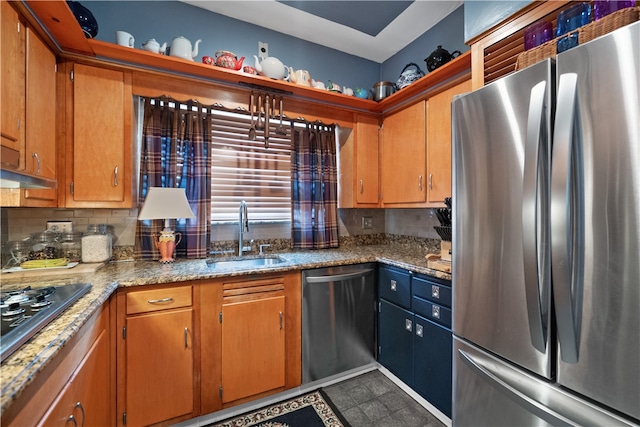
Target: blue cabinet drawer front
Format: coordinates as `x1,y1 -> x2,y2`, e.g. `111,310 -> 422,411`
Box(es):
412,276 -> 451,308
412,296 -> 452,328
378,266 -> 411,309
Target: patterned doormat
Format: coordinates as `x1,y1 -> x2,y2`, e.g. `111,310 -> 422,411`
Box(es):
209,390 -> 349,427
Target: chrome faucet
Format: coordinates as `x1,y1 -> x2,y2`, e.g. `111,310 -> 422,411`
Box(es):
238,200 -> 250,256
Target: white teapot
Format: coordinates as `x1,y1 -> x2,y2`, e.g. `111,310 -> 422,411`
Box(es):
142,38 -> 167,54
288,67 -> 311,86
169,36 -> 201,61
253,55 -> 287,80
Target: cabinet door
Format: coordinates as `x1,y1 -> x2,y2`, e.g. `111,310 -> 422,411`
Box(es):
222,296 -> 286,403
426,79 -> 472,204
413,315 -> 452,417
68,63 -> 132,207
126,308 -> 194,426
1,2 -> 25,156
39,329 -> 110,427
378,299 -> 414,387
381,101 -> 426,204
355,114 -> 379,204
22,27 -> 57,205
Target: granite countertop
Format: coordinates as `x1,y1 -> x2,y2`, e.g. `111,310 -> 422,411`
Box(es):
0,244 -> 450,415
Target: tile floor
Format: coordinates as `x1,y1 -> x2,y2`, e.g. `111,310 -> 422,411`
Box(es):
323,370 -> 446,427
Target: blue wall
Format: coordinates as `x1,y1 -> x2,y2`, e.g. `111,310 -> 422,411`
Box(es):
88,1 -> 379,92
380,5 -> 467,84
84,1 -> 469,93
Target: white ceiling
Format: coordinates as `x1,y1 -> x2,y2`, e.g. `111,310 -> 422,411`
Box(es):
179,1 -> 463,63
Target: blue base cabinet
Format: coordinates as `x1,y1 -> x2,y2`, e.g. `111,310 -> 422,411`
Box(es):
377,265 -> 453,418
378,299 -> 414,386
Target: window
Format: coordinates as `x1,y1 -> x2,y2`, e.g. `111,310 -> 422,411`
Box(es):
211,109 -> 292,223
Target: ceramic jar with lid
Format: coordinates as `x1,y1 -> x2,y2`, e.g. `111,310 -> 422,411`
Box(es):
81,224 -> 112,263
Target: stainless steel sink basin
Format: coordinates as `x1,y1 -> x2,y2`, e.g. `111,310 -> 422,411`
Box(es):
206,256 -> 285,270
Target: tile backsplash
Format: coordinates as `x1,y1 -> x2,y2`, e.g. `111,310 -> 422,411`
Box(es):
1,206 -> 441,247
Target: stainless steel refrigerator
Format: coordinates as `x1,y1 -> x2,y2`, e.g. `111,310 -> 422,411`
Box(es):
451,21 -> 640,426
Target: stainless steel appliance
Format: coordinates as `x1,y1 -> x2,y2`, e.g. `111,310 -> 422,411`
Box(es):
302,263 -> 376,384
1,283 -> 92,362
451,21 -> 640,426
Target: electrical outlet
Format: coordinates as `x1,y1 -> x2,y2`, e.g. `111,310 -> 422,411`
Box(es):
362,217 -> 373,229
258,41 -> 268,60
47,221 -> 73,232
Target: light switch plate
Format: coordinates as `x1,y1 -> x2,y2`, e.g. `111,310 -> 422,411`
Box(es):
47,221 -> 73,232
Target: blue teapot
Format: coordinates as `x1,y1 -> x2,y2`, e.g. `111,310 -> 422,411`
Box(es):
354,88 -> 371,99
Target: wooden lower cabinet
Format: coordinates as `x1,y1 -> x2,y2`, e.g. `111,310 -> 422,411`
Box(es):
39,328 -> 110,426
117,273 -> 301,424
1,301 -> 112,427
221,295 -> 286,403
116,284 -> 198,427
201,272 -> 302,413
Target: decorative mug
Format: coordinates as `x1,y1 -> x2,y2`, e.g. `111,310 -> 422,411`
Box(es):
116,31 -> 134,48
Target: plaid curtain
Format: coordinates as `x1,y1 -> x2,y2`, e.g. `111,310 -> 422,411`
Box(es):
135,97 -> 212,259
290,122 -> 339,249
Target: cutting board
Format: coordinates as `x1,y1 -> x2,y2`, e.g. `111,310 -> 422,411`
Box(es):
0,262 -> 105,278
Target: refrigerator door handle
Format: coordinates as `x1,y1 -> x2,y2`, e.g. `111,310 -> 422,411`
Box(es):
522,80 -> 551,354
458,349 -> 574,427
551,73 -> 585,364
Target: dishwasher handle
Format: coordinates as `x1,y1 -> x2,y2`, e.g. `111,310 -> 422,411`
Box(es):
305,269 -> 374,284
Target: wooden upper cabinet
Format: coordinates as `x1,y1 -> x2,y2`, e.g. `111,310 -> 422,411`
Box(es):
1,2 -> 25,159
64,62 -> 133,208
355,114 -> 380,205
338,114 -> 379,208
25,27 -> 56,180
381,101 -> 426,205
426,78 -> 472,204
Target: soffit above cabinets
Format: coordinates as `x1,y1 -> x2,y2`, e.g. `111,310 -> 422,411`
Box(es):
178,0 -> 462,63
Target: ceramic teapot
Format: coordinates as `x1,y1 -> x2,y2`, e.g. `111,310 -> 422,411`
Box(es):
253,55 -> 287,80
169,36 -> 201,61
288,67 -> 311,86
424,45 -> 462,72
142,38 -> 167,54
354,88 -> 370,99
215,51 -> 245,70
396,62 -> 425,89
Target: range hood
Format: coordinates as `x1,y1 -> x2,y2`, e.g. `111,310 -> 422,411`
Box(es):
0,168 -> 57,189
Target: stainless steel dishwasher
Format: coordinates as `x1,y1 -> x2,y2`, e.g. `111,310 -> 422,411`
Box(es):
302,263 -> 376,384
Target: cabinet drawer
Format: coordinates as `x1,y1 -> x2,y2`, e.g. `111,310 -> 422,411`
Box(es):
412,276 -> 451,308
378,266 -> 411,309
412,296 -> 451,328
127,286 -> 192,314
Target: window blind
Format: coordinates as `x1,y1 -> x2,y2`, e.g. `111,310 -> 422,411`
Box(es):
211,110 -> 292,223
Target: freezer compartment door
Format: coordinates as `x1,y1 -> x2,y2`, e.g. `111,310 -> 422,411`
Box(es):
452,59 -> 554,379
552,21 -> 640,421
452,336 -> 638,427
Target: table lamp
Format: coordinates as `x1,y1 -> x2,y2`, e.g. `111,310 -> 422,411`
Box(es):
138,187 -> 195,263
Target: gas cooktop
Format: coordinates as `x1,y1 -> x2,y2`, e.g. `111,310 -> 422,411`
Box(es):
1,283 -> 92,362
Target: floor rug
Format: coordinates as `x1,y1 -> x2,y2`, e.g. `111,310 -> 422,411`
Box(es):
210,390 -> 349,427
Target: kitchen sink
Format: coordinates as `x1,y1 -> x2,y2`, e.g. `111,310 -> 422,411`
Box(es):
205,256 -> 285,270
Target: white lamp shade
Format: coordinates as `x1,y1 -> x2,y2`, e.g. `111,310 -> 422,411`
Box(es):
138,187 -> 196,220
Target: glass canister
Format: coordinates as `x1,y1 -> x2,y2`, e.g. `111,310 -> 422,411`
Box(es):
29,231 -> 61,260
2,240 -> 32,267
60,231 -> 83,262
81,224 -> 112,263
